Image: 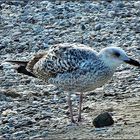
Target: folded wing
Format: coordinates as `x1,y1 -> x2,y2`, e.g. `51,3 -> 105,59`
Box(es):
29,43 -> 98,81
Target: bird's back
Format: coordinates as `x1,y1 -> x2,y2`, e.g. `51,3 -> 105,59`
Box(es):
27,43 -> 97,78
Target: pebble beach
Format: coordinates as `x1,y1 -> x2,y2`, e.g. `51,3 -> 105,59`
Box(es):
0,0 -> 140,139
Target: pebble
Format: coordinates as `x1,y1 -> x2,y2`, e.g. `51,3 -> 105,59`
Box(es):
0,89 -> 21,98
2,109 -> 17,116
93,112 -> 114,128
134,1 -> 140,8
94,24 -> 102,31
13,131 -> 29,139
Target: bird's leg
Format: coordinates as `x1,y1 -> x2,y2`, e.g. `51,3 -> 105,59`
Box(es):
67,93 -> 75,123
78,92 -> 83,122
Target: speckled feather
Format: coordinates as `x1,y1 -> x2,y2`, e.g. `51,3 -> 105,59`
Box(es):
26,43 -> 114,92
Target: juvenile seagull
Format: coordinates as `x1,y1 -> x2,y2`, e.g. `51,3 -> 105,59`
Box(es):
5,43 -> 140,123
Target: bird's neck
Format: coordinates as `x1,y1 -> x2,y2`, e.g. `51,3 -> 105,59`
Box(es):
98,55 -> 120,71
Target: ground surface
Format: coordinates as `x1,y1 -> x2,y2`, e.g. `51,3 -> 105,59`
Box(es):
0,0 -> 140,139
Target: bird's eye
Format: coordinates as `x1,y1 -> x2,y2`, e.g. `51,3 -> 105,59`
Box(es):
114,52 -> 120,57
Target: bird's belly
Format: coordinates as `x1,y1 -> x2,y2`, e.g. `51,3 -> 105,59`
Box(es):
48,70 -> 114,92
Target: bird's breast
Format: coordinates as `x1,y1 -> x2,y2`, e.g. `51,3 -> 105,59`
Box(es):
48,67 -> 114,92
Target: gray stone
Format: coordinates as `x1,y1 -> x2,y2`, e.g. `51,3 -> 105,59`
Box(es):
134,1 -> 140,8
13,131 -> 29,139
93,112 -> 114,128
94,24 -> 102,31
0,89 -> 21,98
116,2 -> 125,8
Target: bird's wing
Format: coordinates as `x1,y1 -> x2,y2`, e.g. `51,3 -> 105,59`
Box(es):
30,43 -> 98,79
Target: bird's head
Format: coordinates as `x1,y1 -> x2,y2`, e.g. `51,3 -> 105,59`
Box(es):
98,47 -> 140,69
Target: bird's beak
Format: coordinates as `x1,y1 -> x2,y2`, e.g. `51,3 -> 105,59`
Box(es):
124,58 -> 140,67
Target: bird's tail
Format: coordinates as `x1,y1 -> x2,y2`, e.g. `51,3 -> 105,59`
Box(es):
5,60 -> 37,77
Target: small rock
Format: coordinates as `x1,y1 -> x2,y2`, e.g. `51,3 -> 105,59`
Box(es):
134,1 -> 140,8
0,125 -> 11,134
1,89 -> 21,98
108,11 -> 116,18
2,109 -> 17,116
94,24 -> 101,31
42,130 -> 49,137
38,120 -> 50,127
93,112 -> 114,128
15,118 -> 34,129
0,134 -> 11,139
81,24 -> 86,30
43,43 -> 49,49
0,44 -> 6,50
13,31 -> 21,36
116,2 -> 125,8
106,0 -> 113,2
13,131 -> 28,139
0,94 -> 9,101
134,26 -> 140,33
3,24 -> 14,29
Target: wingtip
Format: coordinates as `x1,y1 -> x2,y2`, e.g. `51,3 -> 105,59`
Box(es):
0,64 -> 3,70
3,60 -> 37,78
4,60 -> 28,66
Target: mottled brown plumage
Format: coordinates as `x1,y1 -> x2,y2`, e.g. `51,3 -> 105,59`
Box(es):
26,43 -> 104,92
26,53 -> 46,73
5,43 -> 140,123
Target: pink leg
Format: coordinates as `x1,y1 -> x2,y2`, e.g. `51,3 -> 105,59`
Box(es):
78,92 -> 83,122
67,93 -> 75,123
